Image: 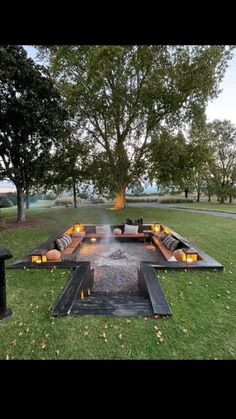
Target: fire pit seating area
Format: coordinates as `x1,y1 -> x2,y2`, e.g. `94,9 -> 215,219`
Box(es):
84,222 -> 146,240
151,225 -> 203,263
8,221 -> 223,271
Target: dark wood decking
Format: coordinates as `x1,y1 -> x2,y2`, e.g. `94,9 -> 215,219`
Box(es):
53,263 -> 93,316
138,262 -> 172,316
69,293 -> 153,316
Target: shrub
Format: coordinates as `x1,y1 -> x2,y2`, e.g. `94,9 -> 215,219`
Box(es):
0,196 -> 13,208
42,193 -> 57,200
6,193 -> 17,205
159,198 -> 194,204
90,197 -> 106,204
54,197 -> 73,206
126,197 -> 158,203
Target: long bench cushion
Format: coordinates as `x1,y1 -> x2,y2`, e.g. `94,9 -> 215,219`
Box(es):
62,237 -> 83,255
152,236 -> 177,261
85,233 -> 145,238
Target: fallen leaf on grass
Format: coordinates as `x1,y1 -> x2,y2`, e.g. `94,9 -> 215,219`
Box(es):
6,354 -> 9,360
11,339 -> 17,347
118,333 -> 122,339
84,331 -> 89,336
99,332 -> 106,339
226,306 -> 230,310
56,350 -> 59,355
18,331 -> 23,337
126,319 -> 131,324
182,328 -> 188,335
40,341 -> 47,349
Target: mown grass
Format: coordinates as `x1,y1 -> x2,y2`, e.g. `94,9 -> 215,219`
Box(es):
0,205 -> 235,359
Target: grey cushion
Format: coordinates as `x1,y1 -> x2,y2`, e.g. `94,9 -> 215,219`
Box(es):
96,225 -> 111,234
163,235 -> 179,251
124,224 -> 139,234
158,232 -> 168,241
56,234 -> 72,251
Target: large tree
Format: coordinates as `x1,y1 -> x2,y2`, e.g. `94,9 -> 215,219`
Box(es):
150,128 -> 212,198
208,119 -> 236,203
44,134 -> 91,208
0,45 -> 68,222
37,45 -> 233,208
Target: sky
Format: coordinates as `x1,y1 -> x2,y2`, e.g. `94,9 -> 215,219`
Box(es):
1,46 -> 236,191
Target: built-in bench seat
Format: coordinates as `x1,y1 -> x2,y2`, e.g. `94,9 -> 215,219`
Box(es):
61,234 -> 85,261
85,232 -> 145,239
152,236 -> 176,261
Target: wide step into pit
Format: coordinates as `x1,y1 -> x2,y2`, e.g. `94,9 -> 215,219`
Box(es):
69,293 -> 153,316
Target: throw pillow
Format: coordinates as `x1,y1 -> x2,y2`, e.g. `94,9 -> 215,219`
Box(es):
124,224 -> 139,234
46,249 -> 61,261
56,234 -> 72,251
113,228 -> 122,235
158,232 -> 167,241
95,225 -> 111,234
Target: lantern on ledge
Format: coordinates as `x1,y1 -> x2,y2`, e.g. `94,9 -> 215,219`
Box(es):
31,249 -> 47,264
153,222 -> 161,233
74,223 -> 81,233
182,248 -> 198,263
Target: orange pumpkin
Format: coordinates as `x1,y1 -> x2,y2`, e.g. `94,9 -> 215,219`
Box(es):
46,249 -> 61,261
113,228 -> 122,235
173,248 -> 184,261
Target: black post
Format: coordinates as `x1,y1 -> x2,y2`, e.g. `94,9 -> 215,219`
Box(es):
0,246 -> 13,321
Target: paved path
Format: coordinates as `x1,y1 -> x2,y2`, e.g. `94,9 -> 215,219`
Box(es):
128,203 -> 236,219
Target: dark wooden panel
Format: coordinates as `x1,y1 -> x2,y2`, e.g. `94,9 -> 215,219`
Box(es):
70,294 -> 153,316
140,262 -> 172,316
52,263 -> 92,315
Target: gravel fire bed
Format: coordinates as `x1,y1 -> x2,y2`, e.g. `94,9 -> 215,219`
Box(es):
77,240 -> 158,294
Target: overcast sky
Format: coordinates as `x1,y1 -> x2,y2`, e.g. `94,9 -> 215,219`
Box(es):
1,46 -> 235,189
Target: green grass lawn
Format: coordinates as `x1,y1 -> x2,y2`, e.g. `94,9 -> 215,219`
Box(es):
0,205 -> 235,359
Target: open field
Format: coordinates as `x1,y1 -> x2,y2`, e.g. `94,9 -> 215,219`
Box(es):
0,205 -> 235,359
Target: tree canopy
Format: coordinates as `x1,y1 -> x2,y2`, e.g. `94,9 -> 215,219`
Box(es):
0,45 -> 68,221
208,119 -> 236,202
36,45 -> 234,208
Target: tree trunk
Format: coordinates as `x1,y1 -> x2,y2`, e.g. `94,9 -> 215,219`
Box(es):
17,187 -> 26,222
184,188 -> 189,199
208,193 -> 211,202
197,187 -> 201,202
25,190 -> 30,210
72,180 -> 77,208
114,186 -> 126,209
220,196 -> 224,204
229,194 -> 232,204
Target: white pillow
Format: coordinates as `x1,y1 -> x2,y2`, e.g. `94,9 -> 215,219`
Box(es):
95,225 -> 111,234
124,224 -> 139,234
